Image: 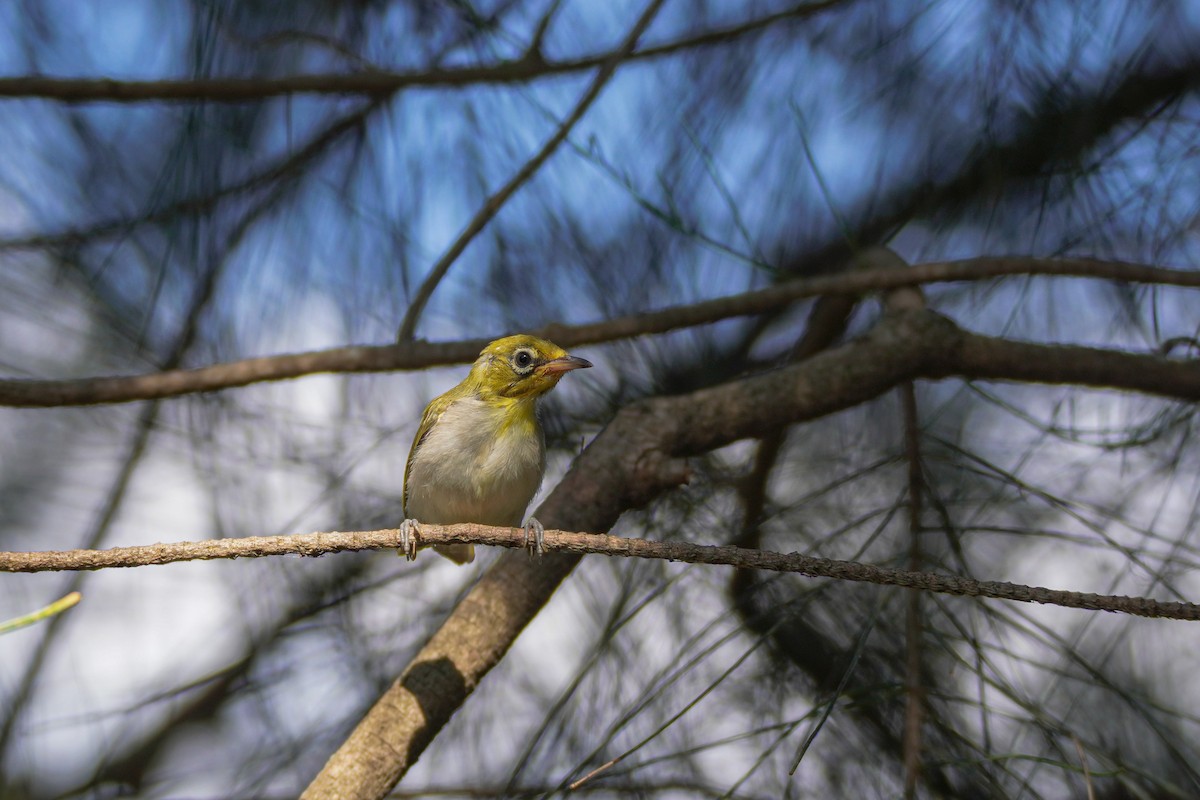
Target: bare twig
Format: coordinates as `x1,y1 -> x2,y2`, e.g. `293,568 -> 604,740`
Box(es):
4,256 -> 1198,408
901,380 -> 925,799
0,592 -> 81,635
0,181 -> 291,770
0,2 -> 845,104
395,0 -> 666,341
0,186 -> 260,763
1073,736 -> 1097,800
526,0 -> 566,60
886,276 -> 929,799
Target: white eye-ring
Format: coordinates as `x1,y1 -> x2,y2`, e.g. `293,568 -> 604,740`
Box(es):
513,349 -> 535,371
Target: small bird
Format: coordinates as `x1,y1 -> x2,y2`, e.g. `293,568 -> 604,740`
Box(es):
400,335 -> 592,563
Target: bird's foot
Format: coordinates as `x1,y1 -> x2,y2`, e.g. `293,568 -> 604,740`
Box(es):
523,517 -> 546,557
398,519 -> 420,561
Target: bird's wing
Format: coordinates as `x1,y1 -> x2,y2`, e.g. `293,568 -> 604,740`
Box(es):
402,391 -> 457,514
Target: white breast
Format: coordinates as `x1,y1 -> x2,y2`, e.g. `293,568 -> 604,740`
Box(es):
404,397 -> 546,527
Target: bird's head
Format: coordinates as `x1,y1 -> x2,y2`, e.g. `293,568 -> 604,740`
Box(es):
470,335 -> 592,400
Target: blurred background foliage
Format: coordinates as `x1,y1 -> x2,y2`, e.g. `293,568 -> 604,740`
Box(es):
1,0 -> 1200,797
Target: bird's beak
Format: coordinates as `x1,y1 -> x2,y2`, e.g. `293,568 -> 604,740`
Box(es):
540,354 -> 593,375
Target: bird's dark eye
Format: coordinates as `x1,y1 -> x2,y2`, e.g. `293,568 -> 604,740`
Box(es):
514,350 -> 534,371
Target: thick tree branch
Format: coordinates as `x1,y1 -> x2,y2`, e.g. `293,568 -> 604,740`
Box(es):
3,256 -> 1197,408
0,2 -> 844,104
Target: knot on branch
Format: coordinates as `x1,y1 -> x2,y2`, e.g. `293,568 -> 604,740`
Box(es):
867,307 -> 961,350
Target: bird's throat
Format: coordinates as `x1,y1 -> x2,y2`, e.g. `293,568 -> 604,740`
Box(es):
493,395 -> 539,439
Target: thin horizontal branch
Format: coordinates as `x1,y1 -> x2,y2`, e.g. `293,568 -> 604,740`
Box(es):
3,256 -> 1197,408
1,524 -> 1194,621
0,1 -> 843,104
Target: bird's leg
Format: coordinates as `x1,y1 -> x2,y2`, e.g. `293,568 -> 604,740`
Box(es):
398,519 -> 421,561
523,517 -> 545,557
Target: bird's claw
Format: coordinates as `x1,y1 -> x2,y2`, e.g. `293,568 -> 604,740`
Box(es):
523,517 -> 545,557
398,519 -> 420,561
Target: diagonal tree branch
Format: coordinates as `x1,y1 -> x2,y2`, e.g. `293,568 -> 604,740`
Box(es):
395,0 -> 666,341
3,255 -> 1197,408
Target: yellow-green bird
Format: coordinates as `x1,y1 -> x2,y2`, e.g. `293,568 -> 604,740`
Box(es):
400,335 -> 592,563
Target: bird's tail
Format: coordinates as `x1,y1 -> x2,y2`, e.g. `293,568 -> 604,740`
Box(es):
434,543 -> 475,564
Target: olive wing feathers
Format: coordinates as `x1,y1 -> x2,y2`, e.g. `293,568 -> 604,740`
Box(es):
402,391 -> 458,515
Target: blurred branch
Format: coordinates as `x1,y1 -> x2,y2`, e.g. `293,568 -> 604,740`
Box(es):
3,255 -> 1198,407
0,177 -> 295,770
1,524 -> 1196,621
526,0 -> 566,61
0,592 -> 80,635
0,401 -> 160,765
0,197 -> 242,764
0,99 -> 384,252
0,1 -> 845,104
779,53 -> 1200,278
900,380 -> 924,799
889,283 -> 928,799
68,656 -> 252,797
396,0 -> 668,341
64,556 -> 382,798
